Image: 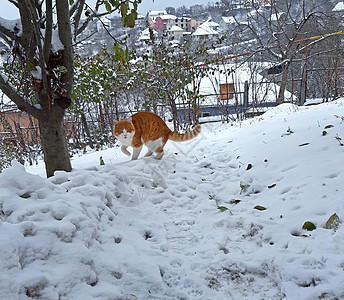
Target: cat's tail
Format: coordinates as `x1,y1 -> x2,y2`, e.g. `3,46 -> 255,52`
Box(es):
168,124 -> 201,142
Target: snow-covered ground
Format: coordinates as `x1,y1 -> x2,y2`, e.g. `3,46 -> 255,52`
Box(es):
1,99 -> 344,299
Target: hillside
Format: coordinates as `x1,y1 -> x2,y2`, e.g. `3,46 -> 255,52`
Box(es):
1,100 -> 344,299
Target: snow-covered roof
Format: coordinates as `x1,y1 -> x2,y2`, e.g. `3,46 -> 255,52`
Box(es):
139,28 -> 158,40
221,16 -> 236,24
139,35 -> 150,41
148,10 -> 167,17
333,1 -> 344,11
168,25 -> 184,32
161,14 -> 177,20
176,16 -> 191,21
192,24 -> 219,36
0,92 -> 12,108
202,20 -> 219,28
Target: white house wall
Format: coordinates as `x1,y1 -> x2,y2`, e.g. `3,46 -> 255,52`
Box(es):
178,63 -> 296,107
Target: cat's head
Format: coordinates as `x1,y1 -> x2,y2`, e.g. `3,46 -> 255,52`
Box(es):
113,117 -> 135,143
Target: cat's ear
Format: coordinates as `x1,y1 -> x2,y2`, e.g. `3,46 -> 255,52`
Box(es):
113,120 -> 119,126
128,117 -> 133,124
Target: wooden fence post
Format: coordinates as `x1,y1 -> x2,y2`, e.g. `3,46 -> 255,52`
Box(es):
243,80 -> 249,113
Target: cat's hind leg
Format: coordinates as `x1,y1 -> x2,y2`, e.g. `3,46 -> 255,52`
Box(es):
154,147 -> 164,159
154,137 -> 167,159
144,149 -> 154,157
132,145 -> 143,160
145,138 -> 164,158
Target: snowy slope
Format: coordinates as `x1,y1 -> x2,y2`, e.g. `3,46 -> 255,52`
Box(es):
1,100 -> 344,299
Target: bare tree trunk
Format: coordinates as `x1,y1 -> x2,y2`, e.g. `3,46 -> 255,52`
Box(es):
192,96 -> 200,126
73,97 -> 94,148
38,108 -> 71,177
168,96 -> 179,131
99,103 -> 105,131
80,113 -> 94,149
277,62 -> 290,105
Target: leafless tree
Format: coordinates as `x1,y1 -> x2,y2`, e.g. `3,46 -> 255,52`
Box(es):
221,0 -> 342,104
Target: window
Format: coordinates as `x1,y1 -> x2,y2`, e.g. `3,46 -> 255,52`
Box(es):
220,83 -> 234,100
201,112 -> 210,117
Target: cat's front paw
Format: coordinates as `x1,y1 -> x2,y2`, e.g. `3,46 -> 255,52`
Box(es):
121,145 -> 131,156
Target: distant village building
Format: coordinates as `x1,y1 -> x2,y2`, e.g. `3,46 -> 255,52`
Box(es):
165,15 -> 177,30
219,16 -> 236,31
175,17 -> 191,31
333,0 -> 344,20
147,10 -> 169,31
138,28 -> 158,44
134,14 -> 146,29
176,63 -> 296,121
147,10 -> 168,19
202,20 -> 219,31
152,16 -> 168,31
148,11 -> 191,33
138,12 -> 221,46
333,0 -> 344,12
192,20 -> 219,41
168,25 -> 184,42
0,109 -> 38,140
189,19 -> 205,32
0,92 -> 76,145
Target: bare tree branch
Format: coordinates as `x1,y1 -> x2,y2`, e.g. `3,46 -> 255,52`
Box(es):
71,0 -> 86,40
56,0 -> 74,95
0,73 -> 41,118
24,0 -> 51,101
43,0 -> 53,65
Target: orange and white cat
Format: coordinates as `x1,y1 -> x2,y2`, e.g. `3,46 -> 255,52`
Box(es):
113,111 -> 201,160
